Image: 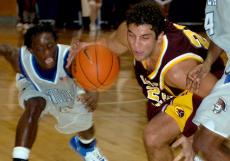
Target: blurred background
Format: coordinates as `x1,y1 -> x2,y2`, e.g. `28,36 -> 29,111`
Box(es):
0,0 -> 206,31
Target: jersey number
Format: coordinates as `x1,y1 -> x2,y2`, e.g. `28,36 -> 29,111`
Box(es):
174,24 -> 209,49
204,12 -> 214,36
183,29 -> 209,49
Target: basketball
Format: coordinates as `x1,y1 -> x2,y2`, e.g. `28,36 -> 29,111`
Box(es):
71,44 -> 120,91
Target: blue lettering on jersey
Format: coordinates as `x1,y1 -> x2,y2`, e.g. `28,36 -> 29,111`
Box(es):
207,0 -> 216,6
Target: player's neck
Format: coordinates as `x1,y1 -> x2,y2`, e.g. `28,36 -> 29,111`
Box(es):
145,40 -> 163,71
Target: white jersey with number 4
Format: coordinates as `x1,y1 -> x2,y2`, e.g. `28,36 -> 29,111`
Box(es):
205,0 -> 230,56
193,0 -> 230,138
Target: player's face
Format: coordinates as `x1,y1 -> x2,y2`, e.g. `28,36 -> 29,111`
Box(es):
127,24 -> 157,61
30,32 -> 57,70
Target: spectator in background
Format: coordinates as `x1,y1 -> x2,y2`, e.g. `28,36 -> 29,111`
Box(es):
88,0 -> 101,31
80,0 -> 102,31
154,0 -> 172,17
16,0 -> 24,28
101,0 -> 171,30
16,0 -> 38,32
55,0 -> 81,29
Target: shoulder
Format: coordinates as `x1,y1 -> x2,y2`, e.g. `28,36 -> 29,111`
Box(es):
56,44 -> 72,76
56,44 -> 71,58
57,44 -> 70,53
57,44 -> 70,49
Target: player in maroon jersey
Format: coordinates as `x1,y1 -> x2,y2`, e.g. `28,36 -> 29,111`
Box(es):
68,1 -> 224,161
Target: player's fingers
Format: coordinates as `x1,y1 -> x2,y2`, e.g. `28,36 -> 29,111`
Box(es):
186,76 -> 193,91
86,102 -> 97,112
173,152 -> 184,161
66,53 -> 74,68
66,40 -> 80,68
195,78 -> 201,93
187,74 -> 200,92
80,97 -> 96,112
193,76 -> 202,93
171,137 -> 183,148
190,79 -> 197,93
79,95 -> 97,111
80,42 -> 90,49
184,154 -> 195,161
70,39 -> 80,49
186,70 -> 197,91
77,94 -> 88,103
89,104 -> 97,112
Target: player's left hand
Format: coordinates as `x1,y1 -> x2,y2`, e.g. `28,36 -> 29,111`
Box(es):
78,91 -> 99,112
186,63 -> 210,93
172,135 -> 195,161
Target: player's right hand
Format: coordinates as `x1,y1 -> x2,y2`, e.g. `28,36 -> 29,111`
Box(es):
78,91 -> 99,112
172,135 -> 195,161
66,39 -> 89,69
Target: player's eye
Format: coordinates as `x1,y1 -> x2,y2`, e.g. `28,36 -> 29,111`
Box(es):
37,47 -> 44,52
48,44 -> 54,48
142,36 -> 150,40
128,32 -> 135,38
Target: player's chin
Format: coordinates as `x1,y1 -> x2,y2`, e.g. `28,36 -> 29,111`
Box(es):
45,63 -> 56,69
134,55 -> 145,62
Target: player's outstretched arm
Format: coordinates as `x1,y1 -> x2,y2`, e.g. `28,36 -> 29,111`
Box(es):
0,43 -> 20,73
66,21 -> 129,68
104,22 -> 129,55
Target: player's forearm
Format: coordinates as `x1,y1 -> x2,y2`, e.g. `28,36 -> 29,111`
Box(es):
0,44 -> 17,59
106,22 -> 129,55
204,41 -> 223,67
0,44 -> 20,72
0,44 -> 12,55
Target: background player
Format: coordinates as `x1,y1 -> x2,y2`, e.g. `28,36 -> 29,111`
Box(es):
0,23 -> 107,161
186,0 -> 230,160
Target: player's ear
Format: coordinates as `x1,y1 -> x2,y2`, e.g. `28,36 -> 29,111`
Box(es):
27,48 -> 33,53
156,31 -> 164,43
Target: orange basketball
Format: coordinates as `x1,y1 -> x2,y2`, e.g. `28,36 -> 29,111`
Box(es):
71,44 -> 120,91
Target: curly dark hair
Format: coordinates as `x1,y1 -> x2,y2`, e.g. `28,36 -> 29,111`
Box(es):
24,23 -> 58,48
126,0 -> 166,37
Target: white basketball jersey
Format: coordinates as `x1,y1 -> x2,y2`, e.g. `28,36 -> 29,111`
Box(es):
19,44 -> 77,109
204,0 -> 230,56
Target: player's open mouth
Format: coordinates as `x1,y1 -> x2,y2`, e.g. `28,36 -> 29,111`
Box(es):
134,52 -> 144,59
45,57 -> 54,65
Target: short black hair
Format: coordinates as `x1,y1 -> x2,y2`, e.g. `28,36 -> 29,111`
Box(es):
126,0 -> 166,37
24,23 -> 58,48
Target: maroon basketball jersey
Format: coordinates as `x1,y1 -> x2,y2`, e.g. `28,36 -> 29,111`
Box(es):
134,22 -> 224,113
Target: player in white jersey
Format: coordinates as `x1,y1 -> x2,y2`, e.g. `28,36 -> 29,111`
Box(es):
186,0 -> 230,160
0,23 -> 107,161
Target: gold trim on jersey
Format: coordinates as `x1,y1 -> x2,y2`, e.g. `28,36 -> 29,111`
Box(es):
173,23 -> 186,30
160,53 -> 204,95
146,35 -> 168,79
